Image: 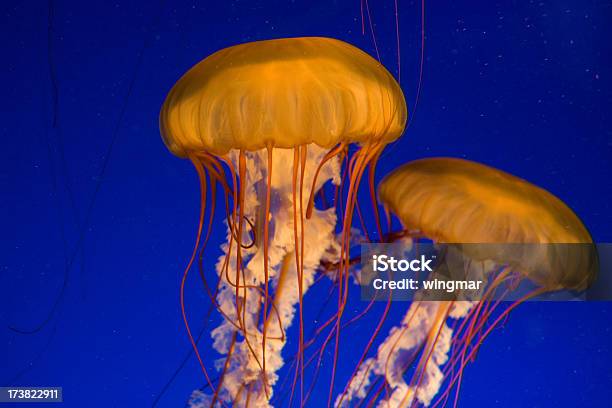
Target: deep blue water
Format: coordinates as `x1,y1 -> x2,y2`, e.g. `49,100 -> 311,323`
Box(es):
1,1 -> 611,407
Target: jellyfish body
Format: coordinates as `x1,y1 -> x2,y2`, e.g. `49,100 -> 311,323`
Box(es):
340,158 -> 596,407
160,37 -> 406,407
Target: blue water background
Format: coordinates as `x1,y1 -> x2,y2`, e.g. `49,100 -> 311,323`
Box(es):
1,1 -> 611,406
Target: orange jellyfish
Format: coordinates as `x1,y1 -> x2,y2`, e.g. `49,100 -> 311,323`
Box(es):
159,37 -> 406,407
339,157 -> 597,407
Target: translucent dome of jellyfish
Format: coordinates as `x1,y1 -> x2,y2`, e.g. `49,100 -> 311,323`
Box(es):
160,37 -> 406,407
339,158 -> 597,408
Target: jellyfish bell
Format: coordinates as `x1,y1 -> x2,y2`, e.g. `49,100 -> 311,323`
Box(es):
377,157 -> 597,291
160,37 -> 406,407
339,158 -> 597,408
160,36 -> 406,157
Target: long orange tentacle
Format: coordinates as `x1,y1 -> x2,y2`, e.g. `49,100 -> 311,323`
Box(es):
181,155 -> 215,391
327,142 -> 382,407
260,145 -> 274,398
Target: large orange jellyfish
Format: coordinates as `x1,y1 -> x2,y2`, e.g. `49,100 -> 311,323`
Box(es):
160,37 -> 406,407
339,157 -> 597,407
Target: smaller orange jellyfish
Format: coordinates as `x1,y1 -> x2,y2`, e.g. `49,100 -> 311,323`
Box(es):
339,157 -> 597,407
